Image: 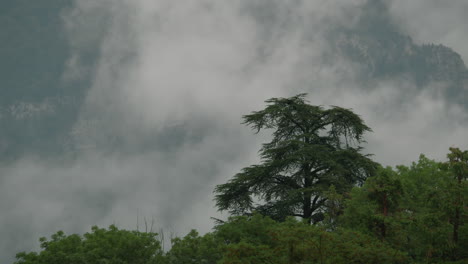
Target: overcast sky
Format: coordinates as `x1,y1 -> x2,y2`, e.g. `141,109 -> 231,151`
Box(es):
1,0 -> 468,262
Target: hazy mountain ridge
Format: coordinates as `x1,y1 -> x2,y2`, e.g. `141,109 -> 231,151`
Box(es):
1,0 -> 467,160
332,0 -> 468,106
336,32 -> 468,98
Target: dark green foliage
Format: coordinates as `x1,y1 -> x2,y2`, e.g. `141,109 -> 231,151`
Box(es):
341,153 -> 468,263
15,231 -> 83,264
217,215 -> 408,264
215,94 -> 377,222
340,166 -> 405,244
167,214 -> 408,264
397,156 -> 457,261
14,225 -> 164,264
13,153 -> 468,264
441,147 -> 468,260
165,230 -> 221,264
365,166 -> 403,240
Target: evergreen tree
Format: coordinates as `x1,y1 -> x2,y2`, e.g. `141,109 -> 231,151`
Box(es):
214,94 -> 377,223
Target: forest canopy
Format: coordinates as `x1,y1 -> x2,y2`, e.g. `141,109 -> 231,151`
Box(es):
14,95 -> 467,264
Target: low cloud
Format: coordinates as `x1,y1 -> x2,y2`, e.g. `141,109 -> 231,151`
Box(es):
2,0 -> 467,262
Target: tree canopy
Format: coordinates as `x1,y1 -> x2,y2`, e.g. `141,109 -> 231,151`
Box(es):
341,154 -> 467,261
214,94 -> 377,222
14,225 -> 165,264
11,96 -> 468,263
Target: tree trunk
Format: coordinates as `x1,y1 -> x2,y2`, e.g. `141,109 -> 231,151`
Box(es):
303,193 -> 312,224
303,169 -> 313,224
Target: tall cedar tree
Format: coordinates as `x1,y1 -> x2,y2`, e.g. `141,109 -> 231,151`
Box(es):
214,94 -> 377,223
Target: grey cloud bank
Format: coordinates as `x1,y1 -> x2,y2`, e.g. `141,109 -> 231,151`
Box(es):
1,0 -> 467,262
